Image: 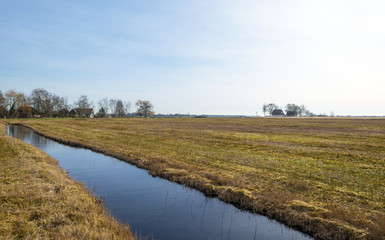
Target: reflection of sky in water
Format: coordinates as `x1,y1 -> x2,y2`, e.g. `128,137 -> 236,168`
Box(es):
7,125 -> 313,240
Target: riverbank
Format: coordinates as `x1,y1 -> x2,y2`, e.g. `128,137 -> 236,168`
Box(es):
8,118 -> 385,239
0,122 -> 133,239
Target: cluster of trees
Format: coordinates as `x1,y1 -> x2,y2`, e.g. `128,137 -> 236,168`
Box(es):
30,89 -> 70,117
96,97 -> 131,117
96,98 -> 155,117
262,103 -> 314,117
0,88 -> 155,118
0,90 -> 26,117
135,100 -> 155,118
0,89 -> 70,118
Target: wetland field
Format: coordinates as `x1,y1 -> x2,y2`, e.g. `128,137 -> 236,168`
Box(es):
5,117 -> 385,239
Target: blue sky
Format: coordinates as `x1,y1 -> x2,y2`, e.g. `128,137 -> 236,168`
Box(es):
1,0 -> 384,115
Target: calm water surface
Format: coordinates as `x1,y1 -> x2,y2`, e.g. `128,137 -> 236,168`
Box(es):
7,125 -> 312,240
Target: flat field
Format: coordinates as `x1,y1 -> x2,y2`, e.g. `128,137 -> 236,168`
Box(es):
0,122 -> 133,239
10,117 -> 385,239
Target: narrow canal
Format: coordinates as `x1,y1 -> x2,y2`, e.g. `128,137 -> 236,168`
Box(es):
7,125 -> 312,240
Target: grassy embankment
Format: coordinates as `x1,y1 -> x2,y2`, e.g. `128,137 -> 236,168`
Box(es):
0,122 -> 133,239
10,117 -> 385,240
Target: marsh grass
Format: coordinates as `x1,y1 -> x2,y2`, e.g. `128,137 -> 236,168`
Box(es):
0,122 -> 133,239
9,117 -> 385,239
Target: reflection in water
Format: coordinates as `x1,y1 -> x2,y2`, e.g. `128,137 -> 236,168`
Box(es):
7,125 -> 313,240
8,125 -> 52,150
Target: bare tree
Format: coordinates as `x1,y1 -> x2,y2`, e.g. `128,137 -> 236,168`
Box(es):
59,97 -> 69,111
124,101 -> 131,115
5,90 -> 28,117
0,91 -> 6,117
109,99 -> 117,117
115,100 -> 126,117
97,107 -> 107,117
30,88 -> 45,114
136,100 -> 154,118
5,90 -> 20,114
55,97 -> 69,117
299,105 -> 307,116
45,94 -> 58,116
285,103 -> 301,116
0,91 -> 5,107
31,88 -> 66,117
98,98 -> 109,115
48,94 -> 61,117
262,104 -> 267,116
75,95 -> 91,108
265,103 -> 278,116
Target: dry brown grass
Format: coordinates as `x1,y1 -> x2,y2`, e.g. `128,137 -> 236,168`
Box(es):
0,122 -> 133,239
7,117 -> 385,240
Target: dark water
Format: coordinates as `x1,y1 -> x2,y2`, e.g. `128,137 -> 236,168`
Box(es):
7,125 -> 312,240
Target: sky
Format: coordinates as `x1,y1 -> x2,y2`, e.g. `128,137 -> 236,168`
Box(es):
1,0 -> 384,116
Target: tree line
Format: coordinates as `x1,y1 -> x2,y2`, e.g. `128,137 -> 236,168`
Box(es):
262,103 -> 315,116
0,88 -> 154,118
96,97 -> 154,118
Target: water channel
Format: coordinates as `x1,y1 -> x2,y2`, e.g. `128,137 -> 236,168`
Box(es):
7,125 -> 312,240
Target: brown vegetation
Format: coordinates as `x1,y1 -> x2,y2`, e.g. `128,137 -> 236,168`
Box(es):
7,117 -> 385,239
0,122 -> 133,239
